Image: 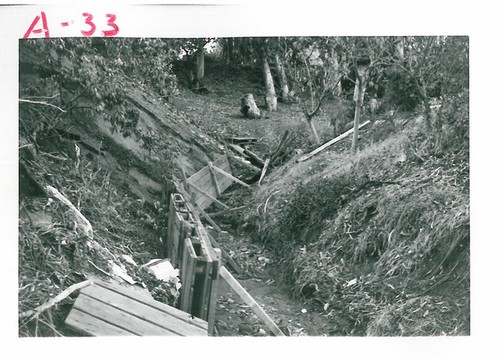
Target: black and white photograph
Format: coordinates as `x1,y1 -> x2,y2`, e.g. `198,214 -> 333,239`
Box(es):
1,1 -> 498,359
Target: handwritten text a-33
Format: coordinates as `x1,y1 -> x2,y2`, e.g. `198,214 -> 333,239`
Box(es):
23,12 -> 119,39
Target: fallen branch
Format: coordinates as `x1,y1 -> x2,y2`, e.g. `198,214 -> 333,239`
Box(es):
297,120 -> 371,162
19,98 -> 66,112
19,280 -> 92,320
46,185 -> 93,239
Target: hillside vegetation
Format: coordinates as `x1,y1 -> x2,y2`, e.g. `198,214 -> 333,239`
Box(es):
244,115 -> 469,335
18,36 -> 469,337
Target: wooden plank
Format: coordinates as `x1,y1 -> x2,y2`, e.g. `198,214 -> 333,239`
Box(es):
211,165 -> 250,188
219,266 -> 285,337
191,261 -> 211,319
188,169 -> 232,197
171,211 -> 184,267
178,220 -> 194,265
65,308 -> 135,336
226,153 -> 261,174
196,219 -> 218,262
194,227 -> 213,320
80,284 -> 206,336
207,248 -> 221,336
227,144 -> 265,168
165,195 -> 176,258
297,120 -> 371,162
195,202 -> 222,232
185,155 -> 234,210
208,161 -> 222,197
72,293 -> 179,336
225,137 -> 259,145
188,182 -> 229,210
207,232 -> 242,274
180,238 -> 197,313
93,280 -> 208,331
187,154 -> 231,185
189,169 -> 229,191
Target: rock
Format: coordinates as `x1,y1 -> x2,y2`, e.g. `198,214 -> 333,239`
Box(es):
238,323 -> 253,335
256,328 -> 267,336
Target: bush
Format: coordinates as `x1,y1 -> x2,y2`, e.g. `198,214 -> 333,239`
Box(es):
383,68 -> 421,111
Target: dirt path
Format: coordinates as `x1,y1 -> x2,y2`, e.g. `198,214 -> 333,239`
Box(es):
208,229 -> 335,337
214,266 -> 334,336
169,71 -> 342,336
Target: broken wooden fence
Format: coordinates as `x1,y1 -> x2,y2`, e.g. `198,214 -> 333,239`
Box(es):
163,154 -> 284,336
183,153 -> 249,211
65,279 -> 208,336
164,192 -> 220,335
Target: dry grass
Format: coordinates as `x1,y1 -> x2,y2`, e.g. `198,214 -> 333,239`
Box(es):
19,141 -> 177,336
243,117 -> 470,335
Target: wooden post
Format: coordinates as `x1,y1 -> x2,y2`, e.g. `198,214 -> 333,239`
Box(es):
207,233 -> 242,274
352,63 -> 368,153
180,237 -> 197,313
195,202 -> 222,232
187,182 -> 230,210
219,266 -> 285,336
207,248 -> 221,336
208,161 -> 222,197
211,165 -> 250,188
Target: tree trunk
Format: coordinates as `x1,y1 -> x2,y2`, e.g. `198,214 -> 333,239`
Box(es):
396,38 -> 405,59
275,54 -> 290,102
416,76 -> 433,129
351,65 -> 368,153
224,38 -> 234,67
308,118 -> 321,145
262,54 -> 277,112
331,47 -> 342,96
196,43 -> 205,87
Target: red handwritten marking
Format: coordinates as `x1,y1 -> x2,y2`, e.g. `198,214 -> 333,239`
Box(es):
24,12 -> 119,38
23,11 -> 50,39
102,14 -> 119,37
81,13 -> 96,37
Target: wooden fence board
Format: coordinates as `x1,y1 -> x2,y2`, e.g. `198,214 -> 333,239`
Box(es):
93,280 -> 208,330
180,238 -> 197,313
165,197 -> 176,258
207,248 -> 221,336
65,308 -> 135,336
72,294 -> 178,336
65,281 -> 208,336
186,154 -> 234,210
81,285 -> 204,336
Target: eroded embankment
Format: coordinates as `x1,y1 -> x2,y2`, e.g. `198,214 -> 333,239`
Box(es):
243,126 -> 469,335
